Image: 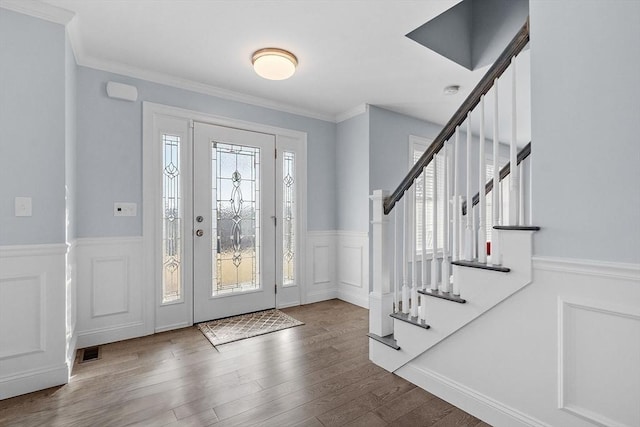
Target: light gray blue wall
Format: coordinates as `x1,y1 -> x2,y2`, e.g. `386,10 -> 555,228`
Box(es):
336,112 -> 369,232
369,106 -> 443,195
530,0 -> 640,263
65,35 -> 77,242
75,67 -> 337,238
0,9 -> 66,245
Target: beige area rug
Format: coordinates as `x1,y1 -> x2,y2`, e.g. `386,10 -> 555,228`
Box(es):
197,309 -> 304,347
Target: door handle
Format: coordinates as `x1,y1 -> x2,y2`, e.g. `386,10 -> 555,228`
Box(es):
196,229 -> 204,237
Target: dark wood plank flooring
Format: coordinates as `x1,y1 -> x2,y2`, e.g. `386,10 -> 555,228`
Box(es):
0,299 -> 488,426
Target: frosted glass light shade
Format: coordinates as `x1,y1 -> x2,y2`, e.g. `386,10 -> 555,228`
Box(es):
252,48 -> 298,80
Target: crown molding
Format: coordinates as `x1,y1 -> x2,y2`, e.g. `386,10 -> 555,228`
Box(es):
0,0 -> 74,25
336,104 -> 369,123
78,55 -> 337,123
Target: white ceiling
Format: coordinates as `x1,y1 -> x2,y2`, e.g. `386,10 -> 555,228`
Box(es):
34,0 -> 530,140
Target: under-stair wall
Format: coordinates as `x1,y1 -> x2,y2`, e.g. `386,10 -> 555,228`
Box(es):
396,258 -> 640,427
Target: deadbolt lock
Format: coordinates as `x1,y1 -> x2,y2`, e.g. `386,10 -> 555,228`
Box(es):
196,229 -> 204,237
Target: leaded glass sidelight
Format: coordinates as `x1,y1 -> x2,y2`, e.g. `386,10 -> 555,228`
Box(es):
162,134 -> 182,303
282,151 -> 296,286
212,142 -> 260,296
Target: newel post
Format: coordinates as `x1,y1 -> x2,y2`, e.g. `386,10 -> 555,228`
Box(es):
369,190 -> 394,337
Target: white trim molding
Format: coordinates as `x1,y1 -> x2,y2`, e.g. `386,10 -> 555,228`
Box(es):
336,104 -> 368,123
533,256 -> 640,281
0,0 -> 75,25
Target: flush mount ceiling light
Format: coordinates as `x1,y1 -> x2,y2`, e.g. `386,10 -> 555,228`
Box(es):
252,48 -> 298,80
443,85 -> 460,95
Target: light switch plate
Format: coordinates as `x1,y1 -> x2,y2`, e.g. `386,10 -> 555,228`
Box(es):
114,202 -> 137,217
15,197 -> 32,217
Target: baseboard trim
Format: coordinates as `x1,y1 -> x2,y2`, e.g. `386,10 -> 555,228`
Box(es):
306,289 -> 338,304
398,364 -> 552,427
155,321 -> 191,333
338,288 -> 369,309
76,321 -> 148,348
277,300 -> 301,309
0,363 -> 69,400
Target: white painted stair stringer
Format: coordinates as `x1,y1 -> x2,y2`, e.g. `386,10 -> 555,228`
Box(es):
370,230 -> 536,373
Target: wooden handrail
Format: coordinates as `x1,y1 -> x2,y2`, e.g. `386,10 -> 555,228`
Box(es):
383,18 -> 530,215
462,142 -> 531,215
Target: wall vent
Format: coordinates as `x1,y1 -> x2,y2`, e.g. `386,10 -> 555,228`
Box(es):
79,346 -> 101,363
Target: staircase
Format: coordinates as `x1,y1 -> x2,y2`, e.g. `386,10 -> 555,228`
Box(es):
368,20 -> 537,375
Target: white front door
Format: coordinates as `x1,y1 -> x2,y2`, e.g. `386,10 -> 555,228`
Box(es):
192,122 -> 276,322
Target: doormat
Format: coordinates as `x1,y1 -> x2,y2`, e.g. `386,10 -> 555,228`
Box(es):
197,309 -> 304,347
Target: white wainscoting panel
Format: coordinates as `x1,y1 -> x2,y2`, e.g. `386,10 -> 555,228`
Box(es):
305,231 -> 337,304
0,275 -> 45,359
76,237 -> 149,348
91,256 -> 129,317
558,296 -> 640,427
337,231 -> 369,308
0,244 -> 69,400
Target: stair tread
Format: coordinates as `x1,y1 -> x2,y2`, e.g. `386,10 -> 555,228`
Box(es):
390,312 -> 431,329
494,225 -> 541,231
367,333 -> 401,350
451,260 -> 511,272
418,288 -> 466,303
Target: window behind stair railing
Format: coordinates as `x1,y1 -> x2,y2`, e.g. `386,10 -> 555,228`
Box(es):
411,136 -> 444,255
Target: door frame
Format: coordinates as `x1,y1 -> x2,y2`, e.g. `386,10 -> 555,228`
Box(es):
142,102 -> 307,332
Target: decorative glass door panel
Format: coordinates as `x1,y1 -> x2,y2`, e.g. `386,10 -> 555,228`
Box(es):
193,122 -> 276,322
213,143 -> 260,296
282,151 -> 296,286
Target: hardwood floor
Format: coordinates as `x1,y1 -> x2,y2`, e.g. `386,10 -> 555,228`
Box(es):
0,300 -> 489,427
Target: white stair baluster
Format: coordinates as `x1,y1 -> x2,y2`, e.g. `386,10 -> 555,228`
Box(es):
492,78 -> 501,266
478,95 -> 487,263
394,207 -> 399,312
421,166 -> 427,290
402,196 -> 410,314
431,152 -> 439,291
464,113 -> 473,261
452,127 -> 460,262
420,166 -> 428,322
509,57 -> 520,225
441,142 -> 450,292
519,161 -> 525,225
410,184 -> 418,318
